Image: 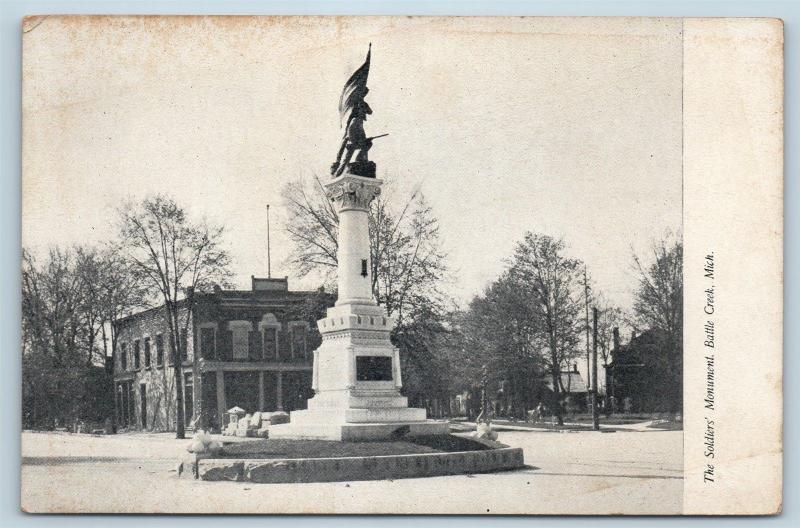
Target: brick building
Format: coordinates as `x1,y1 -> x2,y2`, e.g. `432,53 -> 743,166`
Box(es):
605,327 -> 682,413
113,277 -> 331,432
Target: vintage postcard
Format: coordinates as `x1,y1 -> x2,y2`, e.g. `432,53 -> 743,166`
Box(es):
20,15 -> 782,515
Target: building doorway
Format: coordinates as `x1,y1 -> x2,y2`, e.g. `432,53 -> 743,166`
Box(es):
116,384 -> 126,427
282,371 -> 313,412
184,373 -> 194,427
140,384 -> 147,429
201,373 -> 218,431
224,371 -> 259,413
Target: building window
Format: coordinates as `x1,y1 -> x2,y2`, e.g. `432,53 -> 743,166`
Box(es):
229,321 -> 252,361
232,329 -> 248,359
120,343 -> 128,371
134,340 -> 141,369
263,327 -> 278,360
290,324 -> 308,359
155,334 -> 164,367
258,313 -> 281,361
200,327 -> 216,359
144,337 -> 151,368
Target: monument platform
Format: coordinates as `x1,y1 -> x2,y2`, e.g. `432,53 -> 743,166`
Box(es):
180,437 -> 525,483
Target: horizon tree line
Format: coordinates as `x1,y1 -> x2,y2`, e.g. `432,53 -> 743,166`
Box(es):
22,180 -> 682,432
22,195 -> 232,439
282,173 -> 683,420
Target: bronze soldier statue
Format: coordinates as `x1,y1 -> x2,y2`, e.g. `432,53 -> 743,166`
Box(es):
331,44 -> 387,178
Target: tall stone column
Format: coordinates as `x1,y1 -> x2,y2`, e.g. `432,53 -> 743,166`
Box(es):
330,176 -> 379,305
269,173 -> 448,441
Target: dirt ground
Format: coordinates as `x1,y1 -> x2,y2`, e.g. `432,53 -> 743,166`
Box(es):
20,425 -> 683,515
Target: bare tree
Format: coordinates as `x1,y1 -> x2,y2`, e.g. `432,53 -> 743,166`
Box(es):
118,195 -> 231,438
282,175 -> 449,325
456,271 -> 544,419
74,248 -> 145,363
22,246 -> 133,428
631,236 -> 683,409
92,247 -> 151,356
510,233 -> 583,425
94,247 -> 150,430
590,295 -> 626,410
22,248 -> 86,427
282,175 -> 451,409
632,236 -> 683,352
74,248 -> 107,367
281,176 -> 339,279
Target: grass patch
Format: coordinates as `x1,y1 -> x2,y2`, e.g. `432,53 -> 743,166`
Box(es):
217,435 -> 496,460
408,434 -> 498,451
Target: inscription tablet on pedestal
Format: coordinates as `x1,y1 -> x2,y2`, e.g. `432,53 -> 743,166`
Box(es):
356,356 -> 393,381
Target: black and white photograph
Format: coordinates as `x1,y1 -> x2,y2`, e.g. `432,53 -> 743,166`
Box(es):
19,15 -> 782,515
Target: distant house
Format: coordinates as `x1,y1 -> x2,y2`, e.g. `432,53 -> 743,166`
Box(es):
113,277 -> 332,433
542,364 -> 589,413
605,327 -> 681,413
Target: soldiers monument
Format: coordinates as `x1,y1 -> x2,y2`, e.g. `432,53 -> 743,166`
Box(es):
270,46 -> 448,441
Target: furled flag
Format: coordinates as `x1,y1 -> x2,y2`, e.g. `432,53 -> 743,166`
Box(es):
338,43 -> 371,127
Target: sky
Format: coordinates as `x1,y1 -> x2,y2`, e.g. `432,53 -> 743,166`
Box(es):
22,16 -> 682,314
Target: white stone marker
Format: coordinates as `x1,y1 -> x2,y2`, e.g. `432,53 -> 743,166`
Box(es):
269,172 -> 449,441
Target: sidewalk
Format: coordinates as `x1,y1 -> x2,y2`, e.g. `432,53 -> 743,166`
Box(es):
21,428 -> 683,514
456,419 -> 662,433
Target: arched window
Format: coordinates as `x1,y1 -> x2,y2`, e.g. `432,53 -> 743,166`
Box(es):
259,314 -> 281,360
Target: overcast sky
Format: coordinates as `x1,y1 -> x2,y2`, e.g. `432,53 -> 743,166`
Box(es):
23,16 -> 682,312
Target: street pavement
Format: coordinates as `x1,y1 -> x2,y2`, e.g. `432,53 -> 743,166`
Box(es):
20,424 -> 682,514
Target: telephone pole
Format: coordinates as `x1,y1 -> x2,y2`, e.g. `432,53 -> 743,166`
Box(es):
583,267 -> 591,390
592,306 -> 600,431
266,204 -> 271,278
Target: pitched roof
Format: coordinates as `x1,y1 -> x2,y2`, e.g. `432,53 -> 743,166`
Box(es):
542,371 -> 588,393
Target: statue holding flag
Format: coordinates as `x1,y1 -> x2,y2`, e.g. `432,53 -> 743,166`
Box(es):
330,44 -> 387,179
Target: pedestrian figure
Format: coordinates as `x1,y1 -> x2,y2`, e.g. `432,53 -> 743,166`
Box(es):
536,402 -> 545,423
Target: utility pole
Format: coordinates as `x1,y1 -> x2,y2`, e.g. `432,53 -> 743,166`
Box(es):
266,204 -> 271,278
583,267 -> 591,392
592,307 -> 600,431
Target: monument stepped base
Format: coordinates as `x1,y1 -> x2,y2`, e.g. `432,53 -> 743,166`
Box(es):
288,405 -> 428,424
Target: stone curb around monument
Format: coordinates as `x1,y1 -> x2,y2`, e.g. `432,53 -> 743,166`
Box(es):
184,447 -> 524,483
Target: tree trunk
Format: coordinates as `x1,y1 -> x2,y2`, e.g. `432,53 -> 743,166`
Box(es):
550,366 -> 564,425
549,337 -> 563,425
105,323 -> 117,433
164,304 -> 185,439
87,322 -> 95,367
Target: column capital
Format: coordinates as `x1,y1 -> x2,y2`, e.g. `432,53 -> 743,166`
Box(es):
325,174 -> 383,212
